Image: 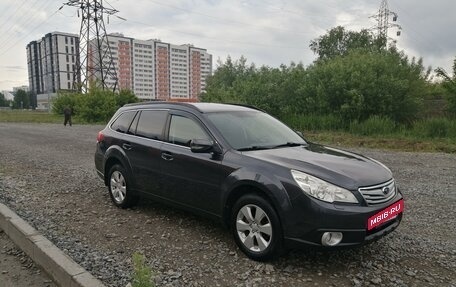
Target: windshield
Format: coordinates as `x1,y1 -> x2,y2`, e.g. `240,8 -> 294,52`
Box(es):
207,111 -> 306,150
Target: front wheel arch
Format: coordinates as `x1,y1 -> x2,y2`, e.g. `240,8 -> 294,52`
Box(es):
222,183 -> 282,229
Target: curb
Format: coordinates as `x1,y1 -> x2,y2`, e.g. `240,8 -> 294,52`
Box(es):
0,202 -> 106,287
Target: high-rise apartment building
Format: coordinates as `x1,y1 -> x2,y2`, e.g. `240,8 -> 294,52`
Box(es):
91,33 -> 212,101
27,32 -> 80,109
27,31 -> 212,108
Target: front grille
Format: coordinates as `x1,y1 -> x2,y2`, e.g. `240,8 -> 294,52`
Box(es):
359,179 -> 396,205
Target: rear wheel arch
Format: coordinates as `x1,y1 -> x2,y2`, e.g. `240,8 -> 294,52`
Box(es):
104,157 -> 122,186
103,149 -> 135,188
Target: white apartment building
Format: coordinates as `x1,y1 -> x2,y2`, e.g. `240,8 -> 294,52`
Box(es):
170,44 -> 189,99
133,39 -> 155,99
27,32 -> 79,109
90,33 -> 212,101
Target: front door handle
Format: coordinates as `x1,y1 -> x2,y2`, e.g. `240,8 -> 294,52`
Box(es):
122,143 -> 132,151
161,151 -> 174,161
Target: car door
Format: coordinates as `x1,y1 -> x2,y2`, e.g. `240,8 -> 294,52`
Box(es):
126,109 -> 168,196
160,110 -> 223,216
108,110 -> 139,181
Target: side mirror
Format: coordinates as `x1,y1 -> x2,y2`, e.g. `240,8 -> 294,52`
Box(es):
190,139 -> 216,153
296,131 -> 304,138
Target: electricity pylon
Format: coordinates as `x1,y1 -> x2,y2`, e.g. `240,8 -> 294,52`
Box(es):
64,0 -> 118,93
370,0 -> 402,46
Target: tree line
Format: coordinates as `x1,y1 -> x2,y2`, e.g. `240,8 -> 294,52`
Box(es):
0,89 -> 34,109
201,26 -> 456,127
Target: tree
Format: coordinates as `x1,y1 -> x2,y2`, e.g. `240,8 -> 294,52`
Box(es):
435,57 -> 456,117
299,49 -> 429,123
13,89 -> 29,109
201,56 -> 255,104
0,92 -> 10,107
309,26 -> 386,61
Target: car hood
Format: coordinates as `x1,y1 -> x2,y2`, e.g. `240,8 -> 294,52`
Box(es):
243,143 -> 392,190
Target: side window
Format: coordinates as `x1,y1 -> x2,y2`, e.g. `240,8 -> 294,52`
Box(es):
127,112 -> 139,135
136,110 -> 168,140
111,111 -> 136,134
168,115 -> 210,147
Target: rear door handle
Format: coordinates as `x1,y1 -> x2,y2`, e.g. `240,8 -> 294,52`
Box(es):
161,151 -> 174,161
122,143 -> 132,151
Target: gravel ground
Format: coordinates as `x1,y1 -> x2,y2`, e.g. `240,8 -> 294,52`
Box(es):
0,122 -> 455,287
0,229 -> 56,287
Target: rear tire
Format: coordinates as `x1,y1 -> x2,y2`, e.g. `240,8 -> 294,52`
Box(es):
107,164 -> 138,208
231,194 -> 283,261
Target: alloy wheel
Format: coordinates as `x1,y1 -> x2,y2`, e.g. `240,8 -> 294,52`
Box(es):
236,204 -> 273,252
110,170 -> 126,204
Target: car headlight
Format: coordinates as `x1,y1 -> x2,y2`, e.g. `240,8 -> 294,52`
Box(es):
291,170 -> 358,203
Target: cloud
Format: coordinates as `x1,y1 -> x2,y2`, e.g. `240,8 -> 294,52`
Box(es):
0,0 -> 455,90
0,66 -> 25,71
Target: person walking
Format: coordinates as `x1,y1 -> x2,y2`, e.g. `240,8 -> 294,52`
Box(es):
63,106 -> 72,126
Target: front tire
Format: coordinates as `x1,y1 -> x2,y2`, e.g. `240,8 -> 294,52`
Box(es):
231,194 -> 283,261
108,164 -> 137,208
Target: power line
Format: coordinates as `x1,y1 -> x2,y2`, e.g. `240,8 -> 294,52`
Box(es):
0,8 -> 62,58
145,0 -> 315,37
0,0 -> 57,50
113,18 -> 308,51
0,0 -> 30,32
392,2 -> 447,56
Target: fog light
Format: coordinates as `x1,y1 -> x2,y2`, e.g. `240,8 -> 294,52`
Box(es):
321,232 -> 343,246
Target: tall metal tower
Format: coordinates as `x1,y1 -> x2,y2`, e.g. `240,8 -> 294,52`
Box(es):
370,0 -> 402,46
64,0 -> 118,93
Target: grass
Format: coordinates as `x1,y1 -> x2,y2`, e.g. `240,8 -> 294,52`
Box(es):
285,114 -> 456,153
305,131 -> 456,153
131,252 -> 154,287
0,110 -> 62,123
0,110 -> 106,125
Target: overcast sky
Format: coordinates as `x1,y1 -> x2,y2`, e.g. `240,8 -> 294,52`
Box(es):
0,0 -> 455,92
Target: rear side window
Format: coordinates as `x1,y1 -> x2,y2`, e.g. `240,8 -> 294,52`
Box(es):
136,110 -> 168,140
168,115 -> 209,146
111,111 -> 136,133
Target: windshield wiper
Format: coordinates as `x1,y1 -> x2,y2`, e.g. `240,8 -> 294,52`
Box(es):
237,145 -> 272,151
271,142 -> 306,149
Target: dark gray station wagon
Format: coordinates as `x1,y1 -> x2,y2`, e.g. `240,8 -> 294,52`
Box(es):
95,102 -> 404,261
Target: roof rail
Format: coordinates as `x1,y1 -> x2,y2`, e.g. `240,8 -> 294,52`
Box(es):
225,103 -> 265,112
122,101 -> 203,112
123,100 -> 166,107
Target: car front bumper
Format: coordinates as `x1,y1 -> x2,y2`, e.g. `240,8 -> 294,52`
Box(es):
282,188 -> 404,248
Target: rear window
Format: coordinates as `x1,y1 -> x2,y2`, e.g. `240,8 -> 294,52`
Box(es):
135,110 -> 168,140
111,111 -> 136,133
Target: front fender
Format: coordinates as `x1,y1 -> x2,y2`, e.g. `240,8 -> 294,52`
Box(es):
220,167 -> 293,223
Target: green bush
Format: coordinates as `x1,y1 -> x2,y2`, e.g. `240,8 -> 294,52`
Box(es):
411,118 -> 456,139
52,88 -> 138,123
282,114 -> 346,131
52,92 -> 79,115
349,115 -> 396,136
